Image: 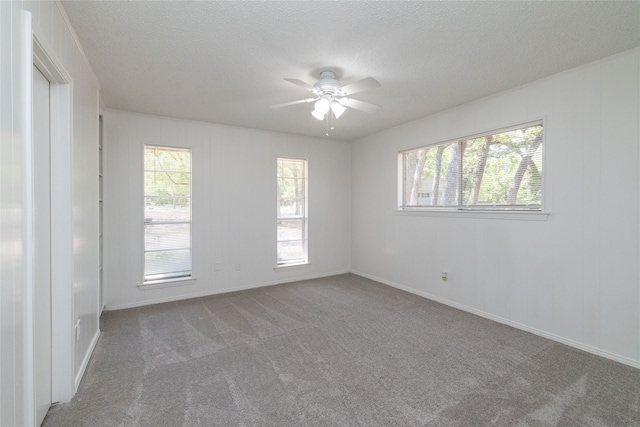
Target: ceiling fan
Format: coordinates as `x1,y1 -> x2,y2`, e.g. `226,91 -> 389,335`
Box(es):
270,71 -> 381,123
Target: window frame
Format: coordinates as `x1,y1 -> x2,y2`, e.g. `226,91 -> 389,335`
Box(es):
398,120 -> 545,213
142,144 -> 193,285
276,157 -> 309,268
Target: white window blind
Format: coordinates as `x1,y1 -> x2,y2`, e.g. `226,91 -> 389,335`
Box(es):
400,122 -> 543,210
277,158 -> 308,266
143,145 -> 192,282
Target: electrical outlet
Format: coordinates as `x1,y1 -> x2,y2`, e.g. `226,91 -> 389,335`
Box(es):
441,272 -> 448,280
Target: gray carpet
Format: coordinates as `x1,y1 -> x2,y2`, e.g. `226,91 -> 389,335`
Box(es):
43,274 -> 640,426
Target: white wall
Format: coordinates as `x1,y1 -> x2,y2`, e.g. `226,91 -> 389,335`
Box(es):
103,110 -> 350,309
350,49 -> 640,368
1,1 -> 100,423
1,3 -> 31,424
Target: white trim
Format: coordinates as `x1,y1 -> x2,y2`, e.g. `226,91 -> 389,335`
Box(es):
350,270 -> 640,370
139,277 -> 197,290
73,330 -> 100,394
638,48 -> 640,366
274,262 -> 312,271
395,209 -> 549,221
49,79 -> 74,404
33,26 -> 76,404
106,269 -> 349,311
22,11 -> 35,427
32,29 -> 65,84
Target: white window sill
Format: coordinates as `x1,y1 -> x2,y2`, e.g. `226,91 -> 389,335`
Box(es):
395,209 -> 549,221
139,277 -> 196,290
274,262 -> 311,271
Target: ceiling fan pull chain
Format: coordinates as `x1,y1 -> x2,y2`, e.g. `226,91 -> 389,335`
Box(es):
325,114 -> 330,136
330,108 -> 335,131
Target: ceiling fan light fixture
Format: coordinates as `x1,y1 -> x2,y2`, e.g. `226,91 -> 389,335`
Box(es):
331,101 -> 346,119
312,108 -> 326,120
312,97 -> 330,120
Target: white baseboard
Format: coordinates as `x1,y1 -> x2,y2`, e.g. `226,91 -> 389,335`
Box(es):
74,329 -> 101,393
105,269 -> 351,311
350,269 -> 640,370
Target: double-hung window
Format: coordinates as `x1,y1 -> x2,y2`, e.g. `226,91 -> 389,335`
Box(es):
400,122 -> 543,211
143,145 -> 192,282
276,158 -> 308,266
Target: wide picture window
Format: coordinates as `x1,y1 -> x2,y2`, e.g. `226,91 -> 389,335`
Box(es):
277,158 -> 308,266
143,145 -> 192,282
400,122 -> 543,210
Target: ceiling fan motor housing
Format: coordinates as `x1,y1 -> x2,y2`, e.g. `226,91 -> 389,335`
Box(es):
314,71 -> 343,96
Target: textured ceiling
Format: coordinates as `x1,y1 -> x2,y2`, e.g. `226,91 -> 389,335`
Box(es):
61,1 -> 640,141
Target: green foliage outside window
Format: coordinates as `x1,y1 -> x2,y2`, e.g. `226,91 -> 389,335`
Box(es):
402,123 -> 543,209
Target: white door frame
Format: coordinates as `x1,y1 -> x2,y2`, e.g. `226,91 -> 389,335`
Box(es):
32,62 -> 52,426
33,29 -> 75,405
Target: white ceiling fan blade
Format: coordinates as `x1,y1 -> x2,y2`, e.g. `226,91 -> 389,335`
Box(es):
338,77 -> 381,96
338,97 -> 381,113
284,78 -> 315,91
270,97 -> 318,109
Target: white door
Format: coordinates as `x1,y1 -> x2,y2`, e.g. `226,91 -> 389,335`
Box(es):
33,64 -> 52,426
